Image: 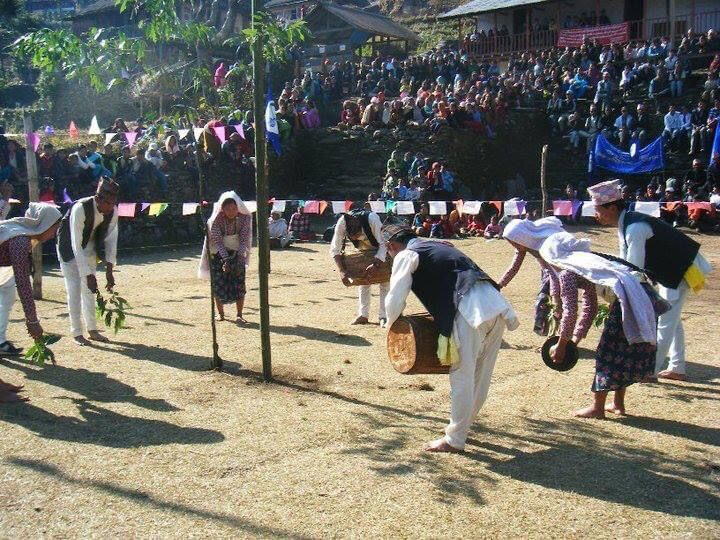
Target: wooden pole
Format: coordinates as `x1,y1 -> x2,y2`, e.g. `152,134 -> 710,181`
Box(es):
252,0 -> 272,382
540,144 -> 549,216
23,115 -> 43,300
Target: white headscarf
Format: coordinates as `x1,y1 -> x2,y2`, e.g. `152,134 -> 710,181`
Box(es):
0,203 -> 62,246
502,217 -> 564,251
198,191 -> 251,279
540,231 -> 657,345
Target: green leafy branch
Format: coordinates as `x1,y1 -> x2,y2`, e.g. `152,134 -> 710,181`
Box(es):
593,304 -> 610,328
226,13 -> 311,64
96,291 -> 131,334
24,334 -> 61,366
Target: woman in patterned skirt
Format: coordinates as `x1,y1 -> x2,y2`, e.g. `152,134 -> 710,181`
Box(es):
198,191 -> 253,324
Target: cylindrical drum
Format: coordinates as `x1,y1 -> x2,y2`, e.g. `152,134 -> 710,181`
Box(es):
343,251 -> 392,286
387,313 -> 450,375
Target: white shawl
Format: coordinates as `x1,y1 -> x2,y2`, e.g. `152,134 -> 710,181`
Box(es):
0,203 -> 62,245
197,191 -> 251,279
539,232 -> 657,345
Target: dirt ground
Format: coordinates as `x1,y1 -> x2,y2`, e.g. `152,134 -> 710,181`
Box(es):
0,226 -> 718,538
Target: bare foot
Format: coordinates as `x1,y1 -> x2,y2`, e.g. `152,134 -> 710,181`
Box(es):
351,316 -> 369,325
73,336 -> 91,346
605,405 -> 626,416
0,390 -> 29,403
88,331 -> 110,343
657,370 -> 687,381
424,438 -> 464,453
573,406 -> 606,419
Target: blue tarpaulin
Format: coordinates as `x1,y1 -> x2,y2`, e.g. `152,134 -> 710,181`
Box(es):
589,133 -> 665,174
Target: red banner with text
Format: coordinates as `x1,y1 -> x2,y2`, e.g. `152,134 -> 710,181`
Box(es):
557,22 -> 630,47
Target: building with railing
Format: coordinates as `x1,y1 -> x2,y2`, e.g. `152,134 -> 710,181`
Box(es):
439,0 -> 720,57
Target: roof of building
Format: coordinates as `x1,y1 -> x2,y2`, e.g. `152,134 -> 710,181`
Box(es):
72,0 -> 118,17
307,1 -> 419,42
439,0 -> 550,19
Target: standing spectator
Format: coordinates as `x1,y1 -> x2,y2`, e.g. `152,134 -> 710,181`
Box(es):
288,205 -> 312,241
594,72 -> 614,108
690,100 -> 710,155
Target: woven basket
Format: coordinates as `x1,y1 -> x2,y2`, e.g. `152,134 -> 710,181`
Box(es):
343,251 -> 392,286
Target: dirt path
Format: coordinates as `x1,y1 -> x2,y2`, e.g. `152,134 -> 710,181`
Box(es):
0,227 -> 718,537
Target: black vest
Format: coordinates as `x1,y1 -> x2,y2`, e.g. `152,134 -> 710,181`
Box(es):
621,211 -> 699,289
57,197 -> 113,263
408,240 -> 497,337
344,210 -> 378,250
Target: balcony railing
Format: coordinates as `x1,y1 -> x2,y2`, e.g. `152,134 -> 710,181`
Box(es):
462,9 -> 720,58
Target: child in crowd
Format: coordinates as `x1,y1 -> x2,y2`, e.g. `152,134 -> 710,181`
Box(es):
483,215 -> 502,239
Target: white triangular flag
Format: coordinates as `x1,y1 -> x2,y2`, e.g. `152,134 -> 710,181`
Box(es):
369,200 -> 386,214
461,201 -> 481,215
88,115 -> 102,135
581,201 -> 596,217
271,200 -> 286,212
193,127 -> 204,141
182,202 -> 199,215
429,201 -> 447,215
634,201 -> 661,217
395,201 -> 415,215
178,128 -> 190,140
104,132 -> 116,146
243,201 -> 257,213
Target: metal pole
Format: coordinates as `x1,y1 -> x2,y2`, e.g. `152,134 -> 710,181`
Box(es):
252,0 -> 272,382
540,145 -> 549,216
23,115 -> 43,299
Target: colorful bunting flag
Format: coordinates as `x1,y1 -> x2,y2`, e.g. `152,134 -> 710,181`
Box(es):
318,201 -> 328,214
182,202 -> 199,215
453,199 -> 463,216
331,201 -> 347,214
141,202 -> 151,212
148,203 -> 168,216
489,201 -> 503,214
272,200 -> 287,213
394,201 -> 415,215
44,125 -> 55,135
26,132 -> 41,153
552,200 -> 573,216
178,129 -> 190,140
369,200 -> 386,214
88,115 -> 102,135
461,201 -> 481,215
428,201 -> 447,215
503,199 -> 526,216
193,128 -> 204,141
62,188 -> 73,204
124,131 -> 138,148
213,126 -> 227,144
104,132 -> 117,146
117,203 -> 136,217
385,200 -> 397,213
304,200 -> 320,214
634,201 -> 661,217
68,121 -> 79,138
234,124 -> 246,139
243,201 -> 257,213
581,201 -> 596,217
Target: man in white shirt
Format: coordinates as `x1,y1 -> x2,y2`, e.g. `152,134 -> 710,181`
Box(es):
268,211 -> 291,249
56,178 -> 120,345
0,181 -> 20,355
591,179 -> 711,381
329,207 -> 389,326
662,104 -> 685,151
383,224 -> 518,453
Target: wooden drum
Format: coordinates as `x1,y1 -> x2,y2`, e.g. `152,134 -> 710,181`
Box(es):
387,313 -> 450,375
343,251 -> 392,286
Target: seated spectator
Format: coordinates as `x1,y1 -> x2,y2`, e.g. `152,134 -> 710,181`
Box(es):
659,187 -> 685,226
130,147 -> 168,196
38,179 -> 56,203
690,100 -> 710,155
649,66 -> 671,106
288,206 -> 313,241
145,142 -> 165,169
638,183 -> 660,201
5,140 -> 26,181
633,102 -> 653,147
669,62 -> 685,97
663,104 -> 686,152
301,99 -> 321,129
613,106 -> 635,149
386,150 -> 401,174
222,133 -> 244,162
268,211 -> 292,249
683,158 -> 712,198
593,72 -> 614,108
412,203 -> 430,237
38,143 -> 55,178
483,215 -> 502,239
406,179 -> 421,201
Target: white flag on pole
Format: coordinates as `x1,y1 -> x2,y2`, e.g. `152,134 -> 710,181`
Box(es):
88,115 -> 102,135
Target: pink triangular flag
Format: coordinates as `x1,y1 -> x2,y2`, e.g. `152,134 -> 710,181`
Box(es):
213,126 -> 227,144
68,121 -> 79,138
124,132 -> 138,148
117,203 -> 136,218
234,124 -> 246,139
141,202 -> 151,212
552,200 -> 573,216
26,132 -> 41,153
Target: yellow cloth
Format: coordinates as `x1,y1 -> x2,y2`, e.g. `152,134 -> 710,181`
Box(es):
148,203 -> 168,217
436,335 -> 460,367
684,264 -> 705,293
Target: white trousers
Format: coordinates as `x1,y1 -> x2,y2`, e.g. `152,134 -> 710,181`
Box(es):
358,282 -> 389,319
444,314 -> 505,450
655,282 -> 688,375
60,258 -> 97,337
0,276 -> 16,343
